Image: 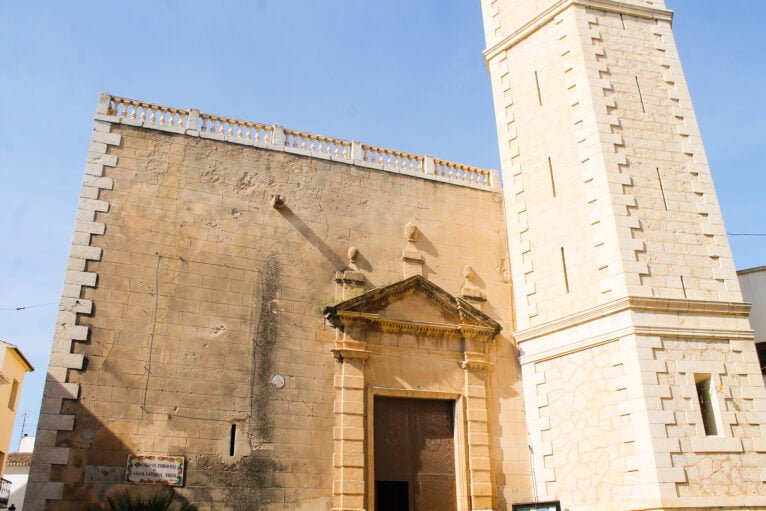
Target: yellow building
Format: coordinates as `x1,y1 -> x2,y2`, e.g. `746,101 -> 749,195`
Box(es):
0,341 -> 34,477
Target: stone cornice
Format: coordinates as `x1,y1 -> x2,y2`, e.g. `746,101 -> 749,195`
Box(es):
514,296 -> 751,344
483,0 -> 673,62
334,311 -> 498,340
519,325 -> 754,365
324,275 -> 502,341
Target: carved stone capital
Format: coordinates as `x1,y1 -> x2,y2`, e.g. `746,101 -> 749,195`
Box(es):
461,351 -> 492,372
332,340 -> 370,361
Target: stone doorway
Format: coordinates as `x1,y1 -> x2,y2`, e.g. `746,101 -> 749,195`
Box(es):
374,397 -> 457,511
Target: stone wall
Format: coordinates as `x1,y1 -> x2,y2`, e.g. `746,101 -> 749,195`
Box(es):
483,0 -> 766,509
28,110 -> 529,510
528,341 -> 631,505
520,318 -> 766,510
653,336 -> 766,502
483,0 -> 741,332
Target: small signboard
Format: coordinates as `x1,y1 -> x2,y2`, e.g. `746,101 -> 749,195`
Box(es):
125,455 -> 185,487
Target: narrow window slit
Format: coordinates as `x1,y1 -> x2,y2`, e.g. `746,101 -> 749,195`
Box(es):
534,71 -> 543,106
656,167 -> 668,210
635,76 -> 646,113
694,374 -> 719,436
548,157 -> 557,198
560,247 -> 570,293
680,275 -> 687,298
620,13 -> 626,29
229,424 -> 237,456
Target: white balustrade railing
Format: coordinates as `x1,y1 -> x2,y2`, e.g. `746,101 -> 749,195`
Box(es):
99,94 -> 498,190
284,129 -> 351,159
108,96 -> 188,131
199,113 -> 274,144
361,144 -> 425,175
434,159 -> 494,188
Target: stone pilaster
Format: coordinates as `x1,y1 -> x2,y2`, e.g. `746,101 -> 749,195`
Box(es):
462,353 -> 494,511
332,338 -> 369,511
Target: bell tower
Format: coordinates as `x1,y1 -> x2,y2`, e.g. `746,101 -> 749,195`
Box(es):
481,0 -> 766,508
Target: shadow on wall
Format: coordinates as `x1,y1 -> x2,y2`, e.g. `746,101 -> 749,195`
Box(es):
276,206 -> 346,272
25,235 -> 336,510
488,334 -> 528,509
29,368 -> 288,511
25,377 -> 195,511
275,204 -> 381,288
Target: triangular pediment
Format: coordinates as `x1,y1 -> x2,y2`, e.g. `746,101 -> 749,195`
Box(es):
323,275 -> 501,338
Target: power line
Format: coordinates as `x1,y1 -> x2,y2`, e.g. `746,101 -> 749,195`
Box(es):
0,232 -> 762,312
0,302 -> 57,311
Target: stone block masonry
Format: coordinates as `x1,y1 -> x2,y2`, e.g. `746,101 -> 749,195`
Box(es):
26,117 -> 118,511
26,0 -> 766,508
27,94 -> 529,510
482,0 -> 766,509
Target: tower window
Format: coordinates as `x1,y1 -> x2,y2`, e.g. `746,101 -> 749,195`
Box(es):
635,76 -> 646,113
695,374 -> 719,436
756,343 -> 766,375
534,71 -> 543,106
548,157 -> 557,198
8,379 -> 19,411
656,168 -> 668,210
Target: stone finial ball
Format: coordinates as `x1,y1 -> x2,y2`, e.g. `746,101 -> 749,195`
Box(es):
404,220 -> 418,242
348,246 -> 358,262
463,265 -> 475,279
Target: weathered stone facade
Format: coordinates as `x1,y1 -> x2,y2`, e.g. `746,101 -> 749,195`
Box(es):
26,1 -> 766,510
26,96 -> 530,511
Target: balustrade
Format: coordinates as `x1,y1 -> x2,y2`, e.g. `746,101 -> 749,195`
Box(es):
434,159 -> 494,188
199,113 -> 273,143
100,94 -> 498,190
0,477 -> 10,506
283,129 -> 351,158
361,144 -> 424,175
108,96 -> 188,130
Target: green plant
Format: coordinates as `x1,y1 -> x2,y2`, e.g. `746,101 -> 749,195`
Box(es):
319,287 -> 367,309
319,296 -> 344,309
86,489 -> 195,511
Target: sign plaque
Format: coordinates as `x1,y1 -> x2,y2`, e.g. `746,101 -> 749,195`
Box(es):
125,455 -> 185,486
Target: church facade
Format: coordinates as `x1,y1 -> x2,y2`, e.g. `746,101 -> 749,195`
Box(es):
26,1 -> 766,510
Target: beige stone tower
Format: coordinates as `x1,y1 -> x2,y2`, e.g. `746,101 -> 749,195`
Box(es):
481,0 -> 766,509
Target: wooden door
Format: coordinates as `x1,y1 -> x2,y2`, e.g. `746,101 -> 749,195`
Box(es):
374,397 -> 457,511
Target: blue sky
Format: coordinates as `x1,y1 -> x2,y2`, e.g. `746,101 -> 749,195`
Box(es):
0,1 -> 764,449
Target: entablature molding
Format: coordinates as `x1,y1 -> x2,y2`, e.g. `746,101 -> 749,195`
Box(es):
519,323 -> 754,366
483,0 -> 674,62
514,295 -> 751,344
330,311 -> 498,340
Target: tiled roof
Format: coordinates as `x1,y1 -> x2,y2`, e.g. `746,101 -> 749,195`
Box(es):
7,452 -> 32,466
